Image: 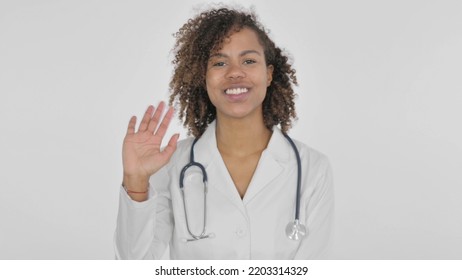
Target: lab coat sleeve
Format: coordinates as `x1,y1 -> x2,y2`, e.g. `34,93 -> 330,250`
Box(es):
114,166 -> 173,259
295,157 -> 334,259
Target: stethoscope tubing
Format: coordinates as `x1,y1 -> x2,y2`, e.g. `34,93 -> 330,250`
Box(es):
179,138 -> 209,240
282,133 -> 302,221
180,133 -> 304,241
179,138 -> 207,189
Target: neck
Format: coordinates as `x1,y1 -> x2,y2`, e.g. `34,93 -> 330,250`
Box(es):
215,114 -> 272,157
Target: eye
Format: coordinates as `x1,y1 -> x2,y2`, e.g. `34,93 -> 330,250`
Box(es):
212,61 -> 226,67
243,59 -> 256,65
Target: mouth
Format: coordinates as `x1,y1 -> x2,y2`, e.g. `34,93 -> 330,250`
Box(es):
224,87 -> 249,95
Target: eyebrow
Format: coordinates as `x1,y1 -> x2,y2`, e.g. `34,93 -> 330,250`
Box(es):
209,50 -> 262,59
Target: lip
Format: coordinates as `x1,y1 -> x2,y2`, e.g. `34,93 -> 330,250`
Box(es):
222,85 -> 251,102
223,84 -> 252,93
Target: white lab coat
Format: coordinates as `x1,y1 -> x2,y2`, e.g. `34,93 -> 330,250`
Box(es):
114,121 -> 334,259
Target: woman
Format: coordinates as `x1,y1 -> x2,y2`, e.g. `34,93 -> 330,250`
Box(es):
115,7 -> 334,259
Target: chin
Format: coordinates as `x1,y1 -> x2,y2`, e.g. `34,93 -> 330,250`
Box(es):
220,107 -> 261,121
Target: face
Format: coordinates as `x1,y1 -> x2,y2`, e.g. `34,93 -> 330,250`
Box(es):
205,28 -> 273,123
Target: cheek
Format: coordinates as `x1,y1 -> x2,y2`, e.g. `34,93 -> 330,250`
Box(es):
205,73 -> 222,95
205,72 -> 216,90
204,78 -> 218,106
252,71 -> 271,88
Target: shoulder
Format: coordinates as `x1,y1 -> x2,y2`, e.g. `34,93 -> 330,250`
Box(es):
270,127 -> 331,172
288,138 -> 334,197
290,138 -> 332,177
294,139 -> 330,165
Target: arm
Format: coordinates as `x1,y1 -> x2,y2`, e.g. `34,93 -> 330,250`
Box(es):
114,168 -> 173,259
114,102 -> 178,259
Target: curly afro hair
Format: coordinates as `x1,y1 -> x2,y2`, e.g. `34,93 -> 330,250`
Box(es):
169,6 -> 298,137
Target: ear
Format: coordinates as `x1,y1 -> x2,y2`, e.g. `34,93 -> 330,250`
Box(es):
266,65 -> 274,87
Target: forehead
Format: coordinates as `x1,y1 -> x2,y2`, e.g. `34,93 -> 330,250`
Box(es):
213,28 -> 264,53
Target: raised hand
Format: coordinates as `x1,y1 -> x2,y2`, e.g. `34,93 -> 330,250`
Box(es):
122,102 -> 179,198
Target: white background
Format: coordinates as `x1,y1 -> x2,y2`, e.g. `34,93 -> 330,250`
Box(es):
1,0 -> 461,259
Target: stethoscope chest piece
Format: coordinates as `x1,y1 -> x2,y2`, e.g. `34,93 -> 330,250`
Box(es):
285,220 -> 307,240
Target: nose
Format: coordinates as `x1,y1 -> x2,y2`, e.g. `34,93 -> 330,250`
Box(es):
226,62 -> 246,79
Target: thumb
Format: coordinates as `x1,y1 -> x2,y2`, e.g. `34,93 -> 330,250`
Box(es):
160,133 -> 180,160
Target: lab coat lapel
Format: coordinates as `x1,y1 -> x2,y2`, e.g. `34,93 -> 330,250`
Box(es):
242,127 -> 289,204
193,121 -> 248,216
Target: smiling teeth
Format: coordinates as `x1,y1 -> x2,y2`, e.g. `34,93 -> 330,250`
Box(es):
225,88 -> 248,95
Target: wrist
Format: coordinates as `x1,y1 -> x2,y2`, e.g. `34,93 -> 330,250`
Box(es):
122,184 -> 148,194
123,188 -> 149,202
122,174 -> 149,192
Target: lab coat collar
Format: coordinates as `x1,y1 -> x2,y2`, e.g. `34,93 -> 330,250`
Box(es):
264,125 -> 292,163
243,125 -> 291,204
193,120 -> 291,164
193,120 -> 291,208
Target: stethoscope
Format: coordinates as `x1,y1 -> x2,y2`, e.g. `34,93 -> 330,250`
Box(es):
179,133 -> 306,242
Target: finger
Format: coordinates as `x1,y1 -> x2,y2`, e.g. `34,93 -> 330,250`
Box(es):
147,101 -> 165,133
160,133 -> 179,160
126,116 -> 137,136
154,106 -> 174,138
138,105 -> 154,132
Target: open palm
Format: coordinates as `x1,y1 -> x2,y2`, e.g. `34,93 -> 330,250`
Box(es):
122,102 -> 179,180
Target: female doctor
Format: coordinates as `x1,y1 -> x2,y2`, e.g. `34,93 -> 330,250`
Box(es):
115,7 -> 334,259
